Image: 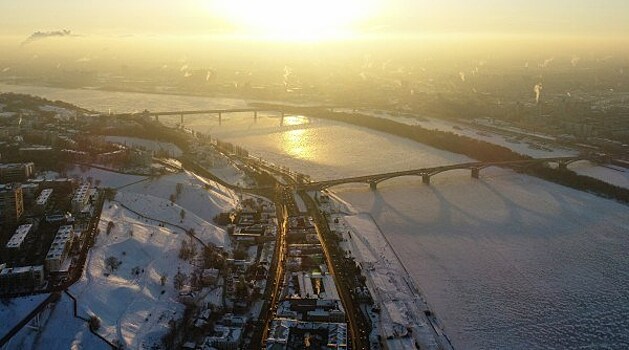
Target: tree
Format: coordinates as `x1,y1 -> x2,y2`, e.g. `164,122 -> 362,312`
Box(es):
189,239 -> 197,258
173,271 -> 187,290
105,256 -> 122,273
235,275 -> 249,299
106,221 -> 115,235
160,273 -> 167,286
233,247 -> 248,260
175,183 -> 184,197
179,239 -> 190,260
103,188 -> 117,201
88,315 -> 101,331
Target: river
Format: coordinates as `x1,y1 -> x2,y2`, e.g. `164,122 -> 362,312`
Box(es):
2,83 -> 628,349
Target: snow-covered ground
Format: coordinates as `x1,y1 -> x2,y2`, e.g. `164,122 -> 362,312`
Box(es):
8,293 -> 109,350
337,108 -> 629,189
67,165 -> 147,189
335,108 -> 577,158
39,104 -> 75,119
330,212 -> 449,349
71,199 -> 195,348
104,136 -> 183,157
332,168 -> 629,349
0,294 -> 50,337
122,171 -> 238,233
62,170 -> 238,348
569,160 -> 629,189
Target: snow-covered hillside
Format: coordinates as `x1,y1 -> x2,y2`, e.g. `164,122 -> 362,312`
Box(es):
65,170 -> 237,348
104,136 -> 183,157
122,171 -> 238,227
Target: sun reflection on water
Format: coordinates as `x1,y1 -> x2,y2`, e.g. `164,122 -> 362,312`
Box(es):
280,115 -> 312,160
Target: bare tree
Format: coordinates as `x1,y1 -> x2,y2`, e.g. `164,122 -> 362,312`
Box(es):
173,271 -> 187,290
105,256 -> 122,273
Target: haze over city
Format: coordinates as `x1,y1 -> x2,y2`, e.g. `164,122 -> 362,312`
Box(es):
0,2 -> 628,350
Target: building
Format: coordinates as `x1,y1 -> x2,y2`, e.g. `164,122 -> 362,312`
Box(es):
6,223 -> 34,250
71,183 -> 90,213
0,162 -> 34,183
203,325 -> 243,350
0,184 -> 24,230
20,182 -> 40,206
0,264 -> 45,294
34,188 -> 53,214
45,225 -> 74,272
266,319 -> 348,350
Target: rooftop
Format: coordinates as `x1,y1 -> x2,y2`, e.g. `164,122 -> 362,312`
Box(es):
36,188 -> 53,206
45,225 -> 73,260
6,224 -> 34,249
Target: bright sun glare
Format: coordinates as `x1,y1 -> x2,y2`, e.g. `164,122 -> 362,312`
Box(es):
209,0 -> 377,41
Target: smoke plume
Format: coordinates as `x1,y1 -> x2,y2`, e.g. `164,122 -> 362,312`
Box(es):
21,29 -> 73,46
534,83 -> 543,104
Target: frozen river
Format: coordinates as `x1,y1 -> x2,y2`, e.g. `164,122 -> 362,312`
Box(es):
2,83 -> 629,349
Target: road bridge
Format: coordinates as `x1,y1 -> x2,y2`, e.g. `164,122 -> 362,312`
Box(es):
113,106 -> 341,126
297,156 -> 599,191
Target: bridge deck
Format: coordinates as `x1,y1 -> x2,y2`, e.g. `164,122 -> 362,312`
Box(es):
299,156 -> 586,190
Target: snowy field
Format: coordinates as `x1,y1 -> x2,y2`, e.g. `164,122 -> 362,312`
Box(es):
64,170 -> 237,348
333,213 -> 448,349
0,294 -> 50,337
207,161 -> 252,187
67,165 -> 147,189
104,136 -> 183,157
122,171 -> 238,233
333,167 -> 629,349
8,293 -> 109,350
568,160 -> 629,189
336,108 -> 577,158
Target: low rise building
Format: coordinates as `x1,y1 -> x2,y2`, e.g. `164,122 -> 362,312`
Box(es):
34,188 -> 53,214
6,223 -> 34,250
0,162 -> 34,183
0,264 -> 45,294
45,225 -> 74,272
71,182 -> 90,213
203,325 -> 243,350
266,319 -> 347,350
0,183 -> 24,230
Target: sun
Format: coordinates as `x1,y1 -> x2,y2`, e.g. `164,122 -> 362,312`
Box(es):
207,0 -> 378,41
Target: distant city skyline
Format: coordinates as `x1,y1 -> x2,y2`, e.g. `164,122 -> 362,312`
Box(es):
1,0 -> 628,41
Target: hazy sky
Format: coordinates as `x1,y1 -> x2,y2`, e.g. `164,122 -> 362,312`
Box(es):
1,0 -> 628,39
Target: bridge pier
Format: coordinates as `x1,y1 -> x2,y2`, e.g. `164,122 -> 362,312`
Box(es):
180,114 -> 184,125
154,114 -> 159,122
471,168 -> 480,179
218,112 -> 222,126
422,174 -> 431,185
558,162 -> 567,170
280,112 -> 285,126
254,111 -> 258,123
369,181 -> 377,190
